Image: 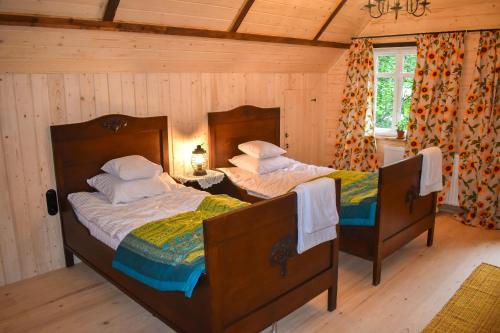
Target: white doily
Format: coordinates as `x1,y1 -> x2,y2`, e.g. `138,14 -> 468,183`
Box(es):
174,169 -> 225,189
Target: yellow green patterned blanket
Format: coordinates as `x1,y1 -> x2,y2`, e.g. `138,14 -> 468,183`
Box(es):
321,170 -> 379,226
112,195 -> 249,297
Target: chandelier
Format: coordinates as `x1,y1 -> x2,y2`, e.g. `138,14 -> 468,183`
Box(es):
365,0 -> 430,19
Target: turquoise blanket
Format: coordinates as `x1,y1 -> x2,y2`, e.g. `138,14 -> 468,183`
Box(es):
112,195 -> 249,297
317,171 -> 379,227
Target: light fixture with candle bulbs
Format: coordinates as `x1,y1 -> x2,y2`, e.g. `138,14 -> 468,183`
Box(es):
365,0 -> 430,20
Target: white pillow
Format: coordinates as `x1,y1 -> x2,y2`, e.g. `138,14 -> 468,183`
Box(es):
87,173 -> 168,204
238,140 -> 286,159
101,155 -> 163,181
228,154 -> 292,175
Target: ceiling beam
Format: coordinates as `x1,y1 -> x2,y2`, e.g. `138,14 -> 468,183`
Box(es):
229,0 -> 255,33
313,0 -> 347,41
103,0 -> 121,21
0,14 -> 350,49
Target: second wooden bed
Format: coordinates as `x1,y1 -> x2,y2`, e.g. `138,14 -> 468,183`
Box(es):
208,105 -> 437,286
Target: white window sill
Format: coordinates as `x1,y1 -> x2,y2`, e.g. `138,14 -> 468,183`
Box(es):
375,128 -> 396,136
376,136 -> 406,143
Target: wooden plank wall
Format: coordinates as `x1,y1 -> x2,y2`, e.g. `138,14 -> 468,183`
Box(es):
0,26 -> 343,73
0,71 -> 328,286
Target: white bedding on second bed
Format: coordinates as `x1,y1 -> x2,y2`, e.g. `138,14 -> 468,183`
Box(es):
68,180 -> 209,250
219,160 -> 334,199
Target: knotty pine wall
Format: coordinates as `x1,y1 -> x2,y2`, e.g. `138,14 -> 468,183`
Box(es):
0,26 -> 343,73
0,71 -> 331,286
0,23 -> 341,286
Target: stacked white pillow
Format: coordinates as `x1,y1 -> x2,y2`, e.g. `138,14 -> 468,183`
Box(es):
102,155 -> 163,180
229,140 -> 291,175
87,155 -> 177,204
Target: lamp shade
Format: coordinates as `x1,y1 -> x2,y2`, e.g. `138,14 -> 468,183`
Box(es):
191,145 -> 207,176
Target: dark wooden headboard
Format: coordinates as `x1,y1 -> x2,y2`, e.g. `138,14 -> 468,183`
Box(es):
50,115 -> 169,211
208,105 -> 280,168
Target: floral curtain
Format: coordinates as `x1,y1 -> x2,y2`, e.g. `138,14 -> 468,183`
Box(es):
333,39 -> 378,172
405,33 -> 465,205
459,31 -> 499,230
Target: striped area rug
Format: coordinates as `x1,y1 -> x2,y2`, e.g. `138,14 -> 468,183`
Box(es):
422,263 -> 500,333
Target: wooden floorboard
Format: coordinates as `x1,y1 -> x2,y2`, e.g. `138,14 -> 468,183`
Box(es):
0,213 -> 499,333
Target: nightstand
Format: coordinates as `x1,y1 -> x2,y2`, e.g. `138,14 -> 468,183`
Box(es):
173,169 -> 226,194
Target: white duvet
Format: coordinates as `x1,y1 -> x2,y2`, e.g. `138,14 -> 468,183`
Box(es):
69,161 -> 335,251
219,160 -> 334,198
68,185 -> 209,250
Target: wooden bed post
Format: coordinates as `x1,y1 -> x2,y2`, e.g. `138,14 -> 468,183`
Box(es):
372,257 -> 382,286
328,236 -> 339,310
426,192 -> 438,247
328,181 -> 341,310
427,228 -> 435,247
372,170 -> 383,286
64,248 -> 75,267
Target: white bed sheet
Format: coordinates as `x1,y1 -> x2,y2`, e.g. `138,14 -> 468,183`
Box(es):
219,160 -> 334,199
68,185 -> 209,250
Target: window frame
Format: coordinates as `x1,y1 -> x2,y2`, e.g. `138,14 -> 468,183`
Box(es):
373,46 -> 417,137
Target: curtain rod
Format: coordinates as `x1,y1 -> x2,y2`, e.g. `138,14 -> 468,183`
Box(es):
353,28 -> 500,40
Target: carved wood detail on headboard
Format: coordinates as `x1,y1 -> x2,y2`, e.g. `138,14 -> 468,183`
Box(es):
102,116 -> 128,132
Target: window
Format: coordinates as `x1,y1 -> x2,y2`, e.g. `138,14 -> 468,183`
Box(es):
373,47 -> 417,136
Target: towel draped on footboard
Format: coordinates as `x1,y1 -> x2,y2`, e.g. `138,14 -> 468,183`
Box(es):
303,171 -> 379,227
112,194 -> 249,297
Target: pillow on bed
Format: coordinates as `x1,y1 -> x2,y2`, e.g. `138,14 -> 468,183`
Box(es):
87,173 -> 168,204
101,155 -> 163,180
238,140 -> 286,159
228,154 -> 292,175
159,172 -> 179,187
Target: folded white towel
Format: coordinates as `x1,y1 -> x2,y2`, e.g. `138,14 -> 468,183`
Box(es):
293,178 -> 339,254
418,147 -> 443,196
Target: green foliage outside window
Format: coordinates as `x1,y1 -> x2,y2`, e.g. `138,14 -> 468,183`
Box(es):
375,52 -> 416,131
375,77 -> 394,128
400,77 -> 414,130
403,55 -> 417,72
378,55 -> 396,73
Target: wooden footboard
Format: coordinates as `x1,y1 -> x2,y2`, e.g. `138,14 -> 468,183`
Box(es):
377,155 -> 437,258
61,192 -> 338,333
340,155 -> 437,285
204,192 -> 339,333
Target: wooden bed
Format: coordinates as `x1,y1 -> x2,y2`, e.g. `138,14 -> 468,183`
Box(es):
50,114 -> 340,333
208,105 -> 437,286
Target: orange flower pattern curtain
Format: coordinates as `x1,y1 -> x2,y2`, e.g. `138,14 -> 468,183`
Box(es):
333,39 -> 378,171
405,33 -> 465,205
459,31 -> 500,230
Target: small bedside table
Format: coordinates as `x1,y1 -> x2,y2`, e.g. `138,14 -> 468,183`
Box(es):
173,169 -> 226,194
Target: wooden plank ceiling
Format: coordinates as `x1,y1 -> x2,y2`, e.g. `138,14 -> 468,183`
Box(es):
237,0 -> 343,39
0,0 -> 108,19
0,0 -> 371,46
1,0 -> 497,47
